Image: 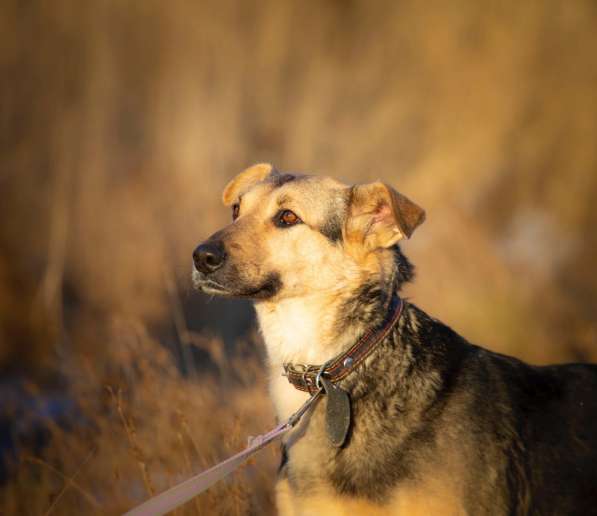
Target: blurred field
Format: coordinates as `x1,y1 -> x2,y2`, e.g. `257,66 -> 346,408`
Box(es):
1,0 -> 596,514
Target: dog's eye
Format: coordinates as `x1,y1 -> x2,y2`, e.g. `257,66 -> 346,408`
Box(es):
232,203 -> 240,221
275,209 -> 302,227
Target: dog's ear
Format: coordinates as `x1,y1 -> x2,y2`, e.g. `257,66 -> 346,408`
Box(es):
222,163 -> 275,206
345,182 -> 425,251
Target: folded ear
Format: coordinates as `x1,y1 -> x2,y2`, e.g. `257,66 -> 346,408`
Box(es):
222,163 -> 275,206
345,182 -> 425,252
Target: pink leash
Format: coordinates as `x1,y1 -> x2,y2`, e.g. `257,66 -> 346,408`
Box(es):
123,390 -> 322,516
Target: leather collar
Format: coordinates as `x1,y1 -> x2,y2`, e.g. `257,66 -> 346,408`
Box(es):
283,295 -> 404,394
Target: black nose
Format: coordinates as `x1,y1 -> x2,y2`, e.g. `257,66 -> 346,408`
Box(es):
193,241 -> 226,274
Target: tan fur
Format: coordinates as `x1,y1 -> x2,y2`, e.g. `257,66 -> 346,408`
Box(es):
345,182 -> 425,255
386,468 -> 466,516
222,162 -> 274,205
277,475 -> 465,516
201,166 -> 428,513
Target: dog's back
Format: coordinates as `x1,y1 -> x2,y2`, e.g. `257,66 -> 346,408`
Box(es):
460,351 -> 597,514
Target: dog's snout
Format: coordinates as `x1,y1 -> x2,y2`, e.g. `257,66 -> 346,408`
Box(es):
193,241 -> 226,274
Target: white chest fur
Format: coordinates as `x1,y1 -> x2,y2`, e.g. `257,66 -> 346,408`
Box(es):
255,296 -> 355,420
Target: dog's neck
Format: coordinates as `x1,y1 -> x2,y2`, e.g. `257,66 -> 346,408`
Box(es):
254,281 -> 392,419
255,295 -> 356,365
254,247 -> 413,420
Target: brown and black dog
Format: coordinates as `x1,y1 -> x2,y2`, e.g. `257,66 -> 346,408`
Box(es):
192,164 -> 597,515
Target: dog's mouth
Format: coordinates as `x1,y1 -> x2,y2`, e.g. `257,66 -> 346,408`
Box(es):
198,281 -> 231,296
192,268 -> 282,300
192,270 -> 233,296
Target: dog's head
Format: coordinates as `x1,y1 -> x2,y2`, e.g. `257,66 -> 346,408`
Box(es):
192,164 -> 425,301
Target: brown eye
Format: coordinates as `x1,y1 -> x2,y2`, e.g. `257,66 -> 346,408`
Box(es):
232,203 -> 240,221
275,209 -> 302,227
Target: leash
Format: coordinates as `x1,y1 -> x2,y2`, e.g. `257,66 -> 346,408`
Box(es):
123,389 -> 322,516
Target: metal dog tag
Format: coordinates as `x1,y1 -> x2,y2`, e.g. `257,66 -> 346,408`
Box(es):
320,377 -> 351,448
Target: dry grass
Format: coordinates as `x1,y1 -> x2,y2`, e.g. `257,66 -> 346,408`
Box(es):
2,322 -> 277,515
1,0 -> 596,514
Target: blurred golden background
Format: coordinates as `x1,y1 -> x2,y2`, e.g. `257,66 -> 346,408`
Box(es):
1,1 -> 596,514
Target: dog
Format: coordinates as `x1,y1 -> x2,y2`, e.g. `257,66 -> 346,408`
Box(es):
192,163 -> 597,515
